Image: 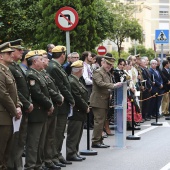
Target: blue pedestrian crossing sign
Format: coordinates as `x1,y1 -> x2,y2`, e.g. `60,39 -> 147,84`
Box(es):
155,30 -> 169,44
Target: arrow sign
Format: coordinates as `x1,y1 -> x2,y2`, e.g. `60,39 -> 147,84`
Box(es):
55,6 -> 79,31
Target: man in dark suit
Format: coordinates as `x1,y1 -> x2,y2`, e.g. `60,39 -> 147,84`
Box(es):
46,46 -> 75,165
64,52 -> 79,75
161,60 -> 170,116
149,59 -> 164,118
140,57 -> 152,121
66,60 -> 89,161
24,51 -> 54,170
0,42 -> 22,170
7,39 -> 33,170
90,57 -> 122,148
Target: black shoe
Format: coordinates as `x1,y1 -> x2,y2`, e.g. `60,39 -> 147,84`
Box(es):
46,164 -> 61,170
67,156 -> 83,162
59,159 -> 72,165
101,143 -> 110,148
91,143 -> 109,148
77,155 -> 86,160
53,162 -> 66,167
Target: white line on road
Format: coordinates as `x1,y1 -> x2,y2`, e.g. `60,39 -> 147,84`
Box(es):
160,162 -> 170,170
135,126 -> 158,136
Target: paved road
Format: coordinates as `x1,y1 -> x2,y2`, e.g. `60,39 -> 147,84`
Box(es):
60,117 -> 170,170
22,117 -> 170,170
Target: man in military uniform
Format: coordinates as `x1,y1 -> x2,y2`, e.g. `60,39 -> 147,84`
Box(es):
90,57 -> 122,148
66,60 -> 89,161
24,51 -> 54,170
7,39 -> 33,170
0,42 -> 22,170
46,46 -> 75,165
39,50 -> 65,169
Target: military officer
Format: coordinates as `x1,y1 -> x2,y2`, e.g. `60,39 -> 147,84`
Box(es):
46,46 -> 75,165
24,51 -> 54,170
0,42 -> 22,170
90,57 -> 122,148
7,39 -> 33,170
66,60 -> 89,161
39,50 -> 65,169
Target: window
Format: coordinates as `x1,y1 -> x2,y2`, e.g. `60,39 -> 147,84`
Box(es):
159,7 -> 169,16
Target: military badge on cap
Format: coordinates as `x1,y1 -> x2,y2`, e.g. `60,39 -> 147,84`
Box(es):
30,80 -> 35,86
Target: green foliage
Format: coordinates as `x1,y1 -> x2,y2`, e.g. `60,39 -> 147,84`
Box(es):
35,0 -> 111,52
0,0 -> 144,55
111,50 -> 130,66
106,1 -> 143,57
0,0 -> 42,46
128,45 -> 155,60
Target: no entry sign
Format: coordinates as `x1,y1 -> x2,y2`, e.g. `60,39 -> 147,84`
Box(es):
97,46 -> 107,55
55,6 -> 79,31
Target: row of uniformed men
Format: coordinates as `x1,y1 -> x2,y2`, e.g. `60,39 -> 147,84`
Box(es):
0,39 -> 90,170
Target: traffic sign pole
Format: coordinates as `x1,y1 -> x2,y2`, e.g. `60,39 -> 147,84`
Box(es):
66,31 -> 70,55
55,7 -> 79,54
160,44 -> 163,70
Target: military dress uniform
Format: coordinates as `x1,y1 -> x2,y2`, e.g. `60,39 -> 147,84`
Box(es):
8,61 -> 32,170
46,57 -> 75,164
40,69 -> 63,168
66,72 -> 88,160
90,66 -> 115,147
0,42 -> 22,170
24,68 -> 53,170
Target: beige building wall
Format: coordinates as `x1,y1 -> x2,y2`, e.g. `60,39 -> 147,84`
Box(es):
105,0 -> 170,54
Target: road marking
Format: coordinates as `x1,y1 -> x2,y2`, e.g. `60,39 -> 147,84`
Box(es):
160,162 -> 170,170
135,126 -> 158,136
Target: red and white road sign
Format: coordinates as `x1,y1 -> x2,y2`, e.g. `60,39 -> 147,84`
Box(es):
55,6 -> 79,31
97,46 -> 107,55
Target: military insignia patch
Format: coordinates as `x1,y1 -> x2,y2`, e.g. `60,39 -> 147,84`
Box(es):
30,80 -> 35,86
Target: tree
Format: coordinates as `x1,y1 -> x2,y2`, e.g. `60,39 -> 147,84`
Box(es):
128,45 -> 155,60
0,0 -> 42,46
106,1 -> 143,57
35,0 -> 112,53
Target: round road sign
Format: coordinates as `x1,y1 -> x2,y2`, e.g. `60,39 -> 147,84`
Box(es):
55,6 -> 79,31
97,46 -> 107,56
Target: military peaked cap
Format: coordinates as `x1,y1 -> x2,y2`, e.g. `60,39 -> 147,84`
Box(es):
10,39 -> 24,49
0,42 -> 15,53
